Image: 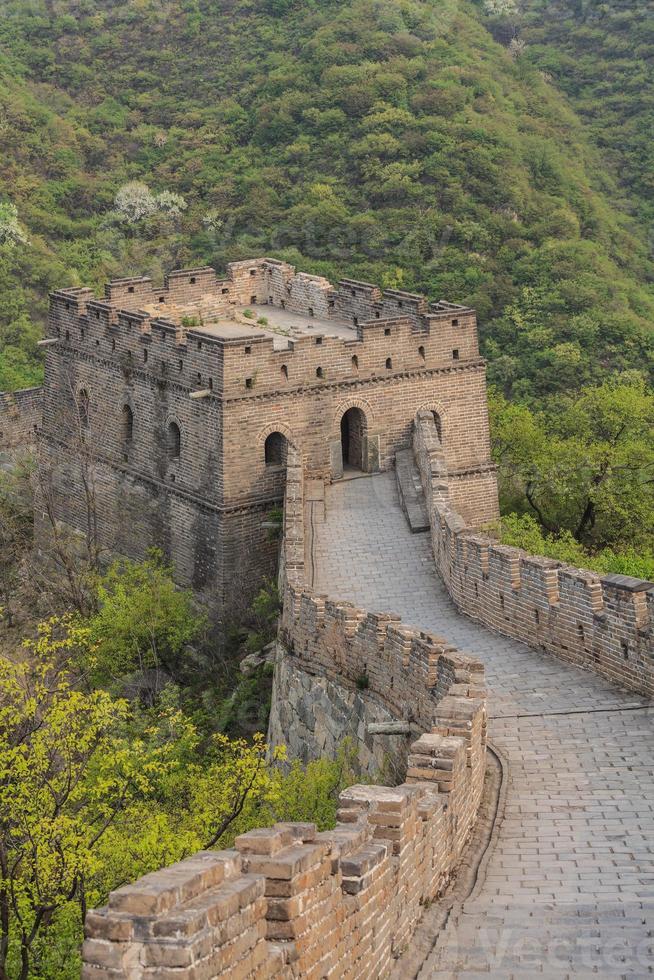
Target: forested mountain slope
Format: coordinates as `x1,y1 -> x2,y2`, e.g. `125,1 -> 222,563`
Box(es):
518,0 -> 654,227
0,0 -> 652,402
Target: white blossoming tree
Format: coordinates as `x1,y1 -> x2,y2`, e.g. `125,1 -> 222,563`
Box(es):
483,0 -> 518,15
113,182 -> 159,224
0,202 -> 29,248
156,190 -> 187,218
113,182 -> 187,224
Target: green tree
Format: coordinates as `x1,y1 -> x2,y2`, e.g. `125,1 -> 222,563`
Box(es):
490,377 -> 654,549
0,619 -> 182,980
87,551 -> 207,682
0,455 -> 34,627
0,600 -> 376,976
494,512 -> 654,580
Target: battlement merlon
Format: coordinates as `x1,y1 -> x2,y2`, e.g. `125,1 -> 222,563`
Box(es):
48,258 -> 480,388
50,258 -> 476,325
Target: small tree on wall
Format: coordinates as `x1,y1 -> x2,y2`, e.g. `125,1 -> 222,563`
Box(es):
0,455 -> 34,626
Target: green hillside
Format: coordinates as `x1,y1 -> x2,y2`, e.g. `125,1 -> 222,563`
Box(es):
0,0 -> 652,401
518,0 -> 654,227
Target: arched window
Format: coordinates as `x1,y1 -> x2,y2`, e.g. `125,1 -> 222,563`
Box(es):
281,364 -> 288,381
351,355 -> 358,371
122,405 -> 134,443
167,421 -> 181,459
78,389 -> 90,429
265,432 -> 288,468
385,357 -> 392,370
418,345 -> 425,361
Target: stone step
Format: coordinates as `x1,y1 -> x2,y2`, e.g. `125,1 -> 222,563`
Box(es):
395,449 -> 429,533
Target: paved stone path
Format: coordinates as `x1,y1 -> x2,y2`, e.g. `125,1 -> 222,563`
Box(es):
314,473 -> 654,978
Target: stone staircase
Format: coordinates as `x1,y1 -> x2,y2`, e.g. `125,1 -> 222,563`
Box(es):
395,449 -> 429,533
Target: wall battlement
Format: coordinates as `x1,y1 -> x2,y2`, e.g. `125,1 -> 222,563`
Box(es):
88,257 -> 473,327
82,447 -> 489,979
48,258 -> 479,400
413,410 -> 654,696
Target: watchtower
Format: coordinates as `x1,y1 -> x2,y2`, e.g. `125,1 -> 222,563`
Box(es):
39,258 -> 499,613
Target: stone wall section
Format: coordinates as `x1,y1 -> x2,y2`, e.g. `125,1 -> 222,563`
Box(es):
267,655 -> 404,778
413,409 -> 654,697
83,447 -> 489,978
0,386 -> 42,450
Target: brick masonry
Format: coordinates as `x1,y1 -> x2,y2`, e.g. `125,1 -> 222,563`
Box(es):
82,448 -> 489,979
412,410 -> 654,697
37,258 -> 498,613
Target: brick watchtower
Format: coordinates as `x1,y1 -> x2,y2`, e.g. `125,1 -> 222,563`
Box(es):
39,258 -> 499,613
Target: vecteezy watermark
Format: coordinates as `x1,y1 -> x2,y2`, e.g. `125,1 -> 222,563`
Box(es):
198,214 -> 455,267
437,915 -> 654,973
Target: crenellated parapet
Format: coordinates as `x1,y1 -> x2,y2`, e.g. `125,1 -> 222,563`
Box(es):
47,258 -> 481,403
413,410 -> 654,696
82,779 -> 476,980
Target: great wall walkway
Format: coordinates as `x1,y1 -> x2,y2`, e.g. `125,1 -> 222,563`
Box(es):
313,472 -> 654,979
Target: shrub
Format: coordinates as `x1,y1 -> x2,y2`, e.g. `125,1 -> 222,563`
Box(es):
87,550 -> 206,682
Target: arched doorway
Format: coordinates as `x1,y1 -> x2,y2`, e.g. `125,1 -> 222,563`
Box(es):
340,407 -> 367,472
264,431 -> 288,468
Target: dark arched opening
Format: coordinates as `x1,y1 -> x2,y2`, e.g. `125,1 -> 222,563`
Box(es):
431,411 -> 443,444
264,431 -> 288,468
167,421 -> 181,459
340,407 -> 367,472
122,404 -> 134,443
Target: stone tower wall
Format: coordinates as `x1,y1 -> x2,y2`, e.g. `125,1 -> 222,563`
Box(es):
0,387 -> 42,451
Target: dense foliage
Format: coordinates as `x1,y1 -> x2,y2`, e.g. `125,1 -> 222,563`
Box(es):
517,0 -> 654,227
87,551 -> 207,681
0,603 -> 358,979
490,377 -> 654,574
0,0 -> 652,398
494,512 -> 654,580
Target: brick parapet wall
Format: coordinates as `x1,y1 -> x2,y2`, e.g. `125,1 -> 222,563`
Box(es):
413,409 -> 654,697
50,259 -> 479,404
0,387 -> 42,450
83,446 -> 489,978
